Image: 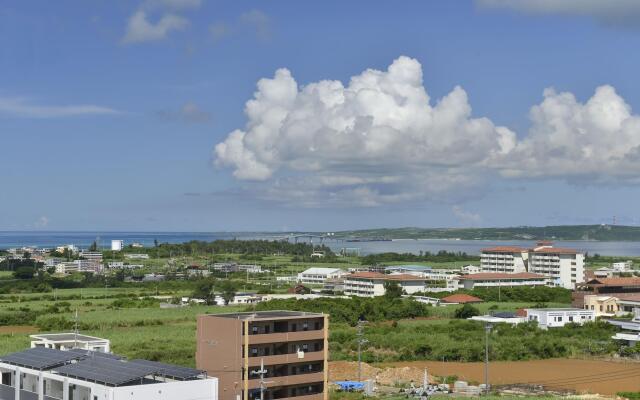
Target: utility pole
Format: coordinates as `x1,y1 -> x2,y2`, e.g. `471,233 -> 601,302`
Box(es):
250,358 -> 272,400
484,323 -> 492,395
356,319 -> 368,382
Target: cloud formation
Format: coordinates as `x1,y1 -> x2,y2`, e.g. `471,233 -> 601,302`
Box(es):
0,96 -> 120,118
214,56 -> 514,206
240,9 -> 271,40
123,10 -> 189,44
452,206 -> 482,225
158,101 -> 211,123
498,85 -> 640,182
214,56 -> 640,207
477,0 -> 640,26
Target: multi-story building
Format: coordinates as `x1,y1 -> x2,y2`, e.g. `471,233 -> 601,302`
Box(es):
196,311 -> 328,400
457,272 -> 549,290
111,240 -> 124,251
480,246 -> 528,273
342,272 -> 428,297
297,268 -> 347,285
0,346 -> 216,400
528,244 -> 584,289
582,295 -> 619,317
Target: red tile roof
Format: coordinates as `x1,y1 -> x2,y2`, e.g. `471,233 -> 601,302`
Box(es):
615,293 -> 640,302
461,272 -> 547,281
590,277 -> 640,286
441,294 -> 483,304
481,246 -> 526,253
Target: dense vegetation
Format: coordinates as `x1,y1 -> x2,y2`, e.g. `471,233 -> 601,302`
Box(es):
360,251 -> 478,265
425,286 -> 572,304
103,239 -> 336,262
335,224 -> 640,241
252,297 -> 430,325
330,319 -> 620,363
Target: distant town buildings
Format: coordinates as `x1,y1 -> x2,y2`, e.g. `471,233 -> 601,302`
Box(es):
124,253 -> 150,260
111,239 -> 124,251
298,267 -> 348,285
456,272 -> 549,290
480,242 -> 585,289
342,272 -> 428,297
480,246 -> 528,274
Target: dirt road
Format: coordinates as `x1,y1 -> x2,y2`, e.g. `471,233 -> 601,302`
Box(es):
330,359 -> 640,395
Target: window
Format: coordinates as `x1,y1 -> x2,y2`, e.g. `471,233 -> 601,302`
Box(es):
251,348 -> 258,356
569,316 -> 574,322
252,326 -> 258,334
264,325 -> 270,334
291,323 -> 297,332
303,322 -> 309,331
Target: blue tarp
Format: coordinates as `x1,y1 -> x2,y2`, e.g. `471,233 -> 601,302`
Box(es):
334,381 -> 365,391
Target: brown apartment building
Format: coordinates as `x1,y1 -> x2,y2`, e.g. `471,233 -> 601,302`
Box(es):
196,311 -> 328,400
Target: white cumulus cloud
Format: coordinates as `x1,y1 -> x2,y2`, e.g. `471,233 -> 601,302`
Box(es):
477,0 -> 640,26
214,56 -> 515,205
122,10 -> 189,44
496,85 -> 640,182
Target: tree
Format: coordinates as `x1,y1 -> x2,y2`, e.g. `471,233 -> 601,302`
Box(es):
454,303 -> 480,319
154,239 -> 159,248
192,279 -> 216,305
383,281 -> 403,299
14,266 -> 36,280
89,241 -> 98,252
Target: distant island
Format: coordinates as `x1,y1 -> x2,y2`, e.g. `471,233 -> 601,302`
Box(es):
331,225 -> 640,241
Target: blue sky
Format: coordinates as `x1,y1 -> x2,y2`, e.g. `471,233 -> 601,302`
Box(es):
3,0 -> 640,231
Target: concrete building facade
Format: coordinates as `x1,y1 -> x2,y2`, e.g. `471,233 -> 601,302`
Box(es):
480,246 -> 528,273
196,311 -> 328,400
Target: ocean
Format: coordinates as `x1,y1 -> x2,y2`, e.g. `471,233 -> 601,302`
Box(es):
2,231 -> 640,256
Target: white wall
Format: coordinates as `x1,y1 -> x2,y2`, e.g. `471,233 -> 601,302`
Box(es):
112,378 -> 217,400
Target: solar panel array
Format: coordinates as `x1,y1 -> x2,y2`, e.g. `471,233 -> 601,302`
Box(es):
54,357 -> 160,386
0,347 -> 84,370
67,349 -> 124,360
129,359 -> 204,380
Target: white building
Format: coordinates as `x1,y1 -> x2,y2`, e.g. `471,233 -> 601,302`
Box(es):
343,272 -> 427,297
55,262 -> 80,275
0,347 -> 217,400
111,240 -> 124,251
608,307 -> 640,346
461,265 -> 482,274
298,267 -> 347,285
612,261 -> 633,272
524,308 -> 595,329
528,244 -> 584,289
480,246 -> 528,273
55,245 -> 78,254
469,312 -> 527,325
457,272 -> 549,290
31,333 -> 111,353
213,292 -> 262,306
125,253 -> 150,260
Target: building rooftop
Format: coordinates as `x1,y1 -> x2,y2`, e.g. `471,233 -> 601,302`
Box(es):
345,272 -> 425,281
526,308 -> 591,312
531,247 -> 579,254
385,265 -> 432,271
588,277 -> 640,286
441,294 -> 483,303
211,310 -> 325,320
461,272 -> 546,281
31,333 -> 107,343
300,267 -> 344,274
481,246 -> 527,253
0,347 -> 205,386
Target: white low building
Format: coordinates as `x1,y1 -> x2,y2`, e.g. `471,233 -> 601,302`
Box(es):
469,312 -> 527,325
0,347 -> 217,400
608,307 -> 640,346
298,267 -> 347,285
525,308 -> 595,329
343,272 -> 427,297
457,272 -> 549,290
31,333 -> 110,353
213,292 -> 262,306
125,253 -> 149,260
